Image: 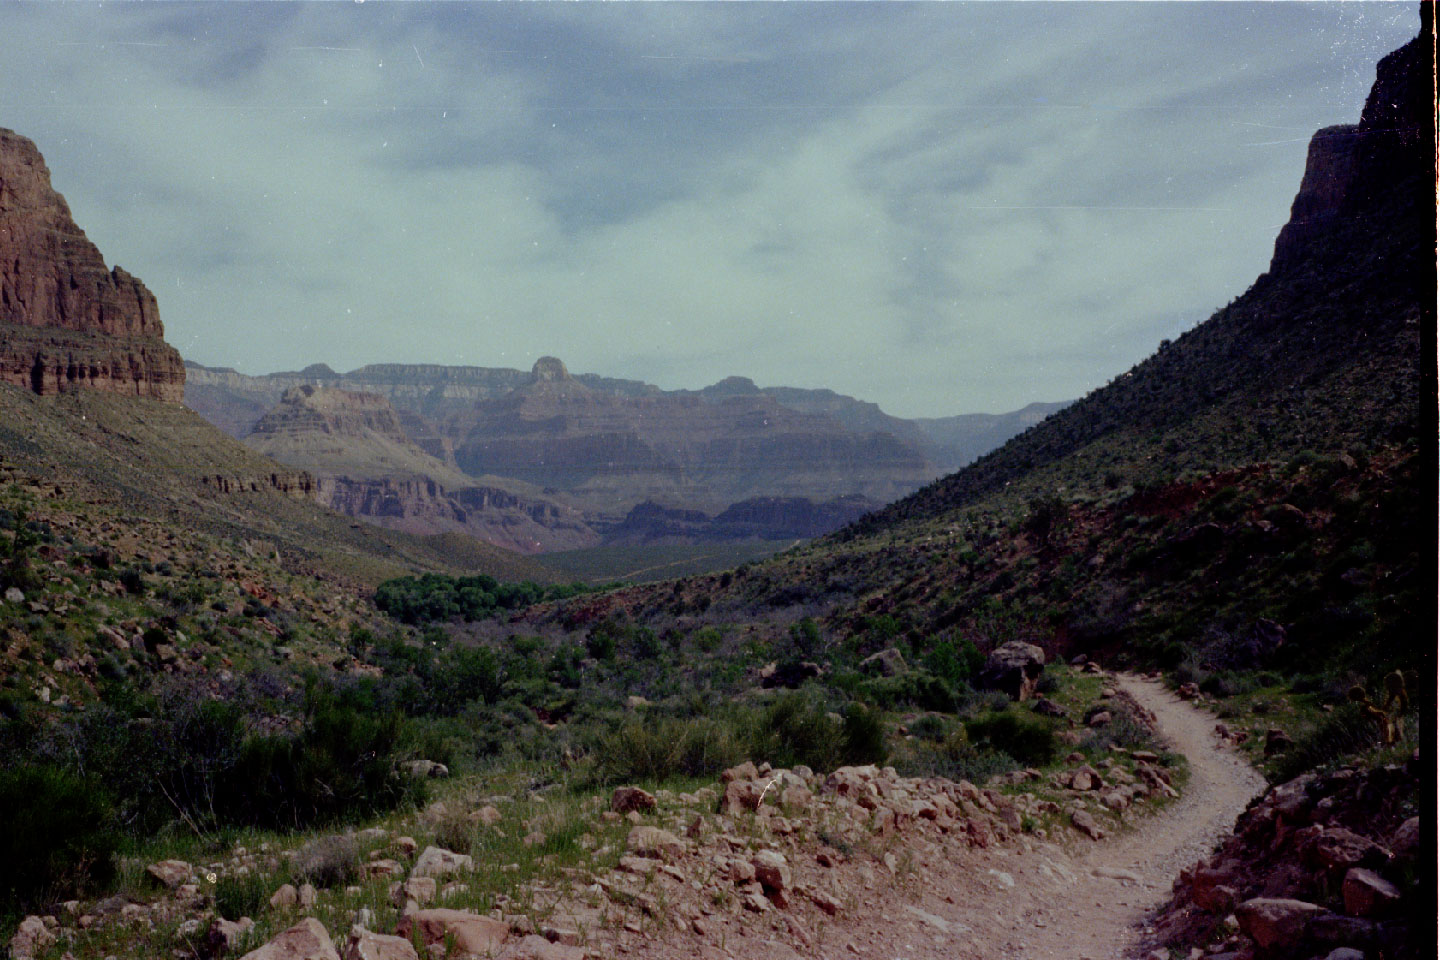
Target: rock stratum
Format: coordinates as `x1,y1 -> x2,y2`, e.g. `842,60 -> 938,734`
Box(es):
0,129 -> 184,402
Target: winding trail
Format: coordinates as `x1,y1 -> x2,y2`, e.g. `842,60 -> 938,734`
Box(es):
622,673 -> 1268,960
952,673 -> 1269,959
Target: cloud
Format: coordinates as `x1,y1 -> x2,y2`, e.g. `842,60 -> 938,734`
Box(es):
0,2 -> 1417,416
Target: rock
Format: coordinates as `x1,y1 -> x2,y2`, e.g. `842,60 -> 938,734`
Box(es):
1263,728 -> 1295,757
1235,897 -> 1323,950
146,859 -> 192,889
391,877 -> 436,908
393,836 -> 418,856
1389,816 -> 1418,859
298,883 -> 317,908
402,760 -> 448,779
718,778 -> 766,815
239,918 -> 340,960
474,805 -> 503,826
1071,810 -> 1105,840
979,641 -> 1046,701
1323,950 -> 1366,960
3,587 -> 24,604
752,850 -> 791,893
720,761 -> 759,784
395,909 -> 508,956
270,883 -> 299,908
626,826 -> 684,861
506,934 -> 586,960
206,917 -> 256,955
8,917 -> 54,960
1087,710 -> 1112,728
859,647 -> 908,677
0,131 -> 186,401
364,859 -> 403,878
611,786 -> 657,814
1304,828 -> 1392,875
410,846 -> 473,879
1031,698 -> 1067,718
341,926 -> 419,960
808,889 -> 842,916
1341,867 -> 1401,917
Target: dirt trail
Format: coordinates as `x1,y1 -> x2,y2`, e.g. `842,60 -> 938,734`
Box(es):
839,673 -> 1267,960
623,674 -> 1265,960
937,673 -> 1269,959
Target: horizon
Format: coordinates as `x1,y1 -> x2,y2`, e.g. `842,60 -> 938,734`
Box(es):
0,2 -> 1418,418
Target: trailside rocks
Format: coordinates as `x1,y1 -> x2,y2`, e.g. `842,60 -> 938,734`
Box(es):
239,917 -> 340,960
1158,760 -> 1419,956
409,846 -> 472,880
979,641 -> 1046,701
395,909 -> 509,955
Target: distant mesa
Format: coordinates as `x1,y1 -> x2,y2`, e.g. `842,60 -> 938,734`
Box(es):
531,356 -> 571,382
0,128 -> 184,401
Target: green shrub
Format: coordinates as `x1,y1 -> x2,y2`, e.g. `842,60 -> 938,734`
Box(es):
964,709 -> 1060,767
290,835 -> 360,889
840,703 -> 888,766
0,764 -> 119,913
214,871 -> 271,921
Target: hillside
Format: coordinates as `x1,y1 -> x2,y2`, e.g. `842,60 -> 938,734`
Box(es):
844,26 -> 1432,538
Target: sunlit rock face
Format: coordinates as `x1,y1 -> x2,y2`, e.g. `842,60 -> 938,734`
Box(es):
0,128 -> 185,401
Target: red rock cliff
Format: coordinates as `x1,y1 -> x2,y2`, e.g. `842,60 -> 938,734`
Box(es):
0,128 -> 185,401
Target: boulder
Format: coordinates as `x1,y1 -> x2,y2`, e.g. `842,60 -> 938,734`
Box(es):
626,826 -> 685,861
391,877 -> 436,909
8,917 -> 54,960
1341,867 -> 1400,917
979,641 -> 1046,701
611,786 -> 657,814
1235,897 -> 1323,950
718,778 -> 765,815
474,805 -> 503,826
752,850 -> 791,893
395,910 -> 508,956
720,761 -> 760,784
239,918 -> 340,960
341,926 -> 419,960
506,934 -> 586,960
410,846 -> 473,879
146,859 -> 192,889
269,884 -> 299,908
859,647 -> 908,677
206,917 -> 256,955
1031,698 -> 1067,718
1071,809 -> 1105,840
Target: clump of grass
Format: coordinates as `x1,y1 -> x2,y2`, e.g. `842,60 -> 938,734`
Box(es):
214,870 -> 271,921
291,834 -> 359,889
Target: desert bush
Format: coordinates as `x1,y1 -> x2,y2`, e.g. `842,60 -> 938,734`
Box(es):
964,709 -> 1059,767
291,834 -> 360,889
214,871 -> 272,921
0,764 -> 119,914
1271,703 -> 1384,782
839,702 -> 888,766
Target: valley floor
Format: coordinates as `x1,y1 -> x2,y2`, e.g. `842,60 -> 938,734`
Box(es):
615,676 -> 1264,960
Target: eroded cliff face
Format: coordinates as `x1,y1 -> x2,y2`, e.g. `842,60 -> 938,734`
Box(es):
452,358 -> 934,510
0,129 -> 184,401
1269,22 -> 1434,273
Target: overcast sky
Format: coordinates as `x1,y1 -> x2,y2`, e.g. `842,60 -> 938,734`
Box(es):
0,2 -> 1417,417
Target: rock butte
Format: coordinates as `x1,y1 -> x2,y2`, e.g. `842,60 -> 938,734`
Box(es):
0,128 -> 185,402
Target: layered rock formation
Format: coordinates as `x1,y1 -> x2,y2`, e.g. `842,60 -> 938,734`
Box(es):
245,384 -> 597,553
0,129 -> 184,401
452,357 -> 933,512
604,494 -> 879,545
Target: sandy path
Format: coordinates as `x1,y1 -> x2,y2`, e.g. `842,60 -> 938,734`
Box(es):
937,672 -> 1270,959
616,673 -> 1266,960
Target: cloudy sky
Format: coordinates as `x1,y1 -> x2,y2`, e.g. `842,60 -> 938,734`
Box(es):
0,2 -> 1417,417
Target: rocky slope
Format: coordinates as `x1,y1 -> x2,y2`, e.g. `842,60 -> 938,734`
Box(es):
243,385 -> 599,554
845,17 -> 1432,540
0,129 -> 185,402
604,495 -> 880,545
